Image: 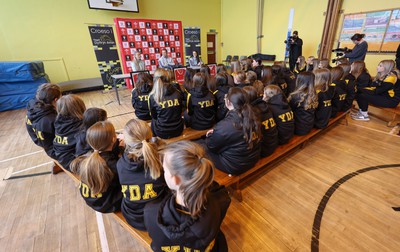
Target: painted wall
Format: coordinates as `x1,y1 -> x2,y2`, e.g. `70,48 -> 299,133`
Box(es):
0,0 -> 221,83
335,0 -> 400,76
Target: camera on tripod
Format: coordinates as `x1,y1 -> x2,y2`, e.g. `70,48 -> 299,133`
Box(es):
331,47 -> 352,63
284,36 -> 295,44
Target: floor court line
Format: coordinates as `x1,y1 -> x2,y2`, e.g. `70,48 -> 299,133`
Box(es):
0,150 -> 43,163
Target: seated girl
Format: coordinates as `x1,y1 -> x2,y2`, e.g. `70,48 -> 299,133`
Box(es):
330,66 -> 347,117
144,141 -> 231,252
288,72 -> 318,135
314,68 -> 335,129
71,121 -> 123,213
205,87 -> 261,175
117,119 -> 167,230
352,60 -> 400,121
263,85 -> 294,145
148,68 -> 184,139
132,72 -> 153,121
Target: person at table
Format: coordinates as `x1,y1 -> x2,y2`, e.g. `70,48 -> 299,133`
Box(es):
158,49 -> 176,70
131,51 -> 145,72
188,50 -> 203,67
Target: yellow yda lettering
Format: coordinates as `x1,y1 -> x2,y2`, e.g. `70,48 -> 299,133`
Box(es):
278,111 -> 294,122
129,185 -> 141,201
36,131 -> 45,140
160,99 -> 180,109
26,116 -> 32,125
54,134 -> 68,145
142,184 -> 158,199
198,100 -> 215,108
161,246 -> 180,252
323,100 -> 332,107
251,131 -> 258,141
122,184 -> 158,201
262,118 -> 276,129
159,101 -> 167,109
138,95 -> 149,101
339,94 -> 346,101
80,183 -> 102,198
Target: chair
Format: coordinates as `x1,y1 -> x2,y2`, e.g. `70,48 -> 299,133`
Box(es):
222,55 -> 232,66
239,55 -> 247,61
232,55 -> 239,62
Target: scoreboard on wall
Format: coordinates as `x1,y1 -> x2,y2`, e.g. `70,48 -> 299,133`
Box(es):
114,18 -> 184,88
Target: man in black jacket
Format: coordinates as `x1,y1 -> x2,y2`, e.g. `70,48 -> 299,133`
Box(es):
286,30 -> 303,72
396,43 -> 400,70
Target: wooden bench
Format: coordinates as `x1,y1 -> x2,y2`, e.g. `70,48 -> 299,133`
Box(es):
164,127 -> 210,143
213,111 -> 348,201
368,104 -> 400,127
53,161 -> 152,251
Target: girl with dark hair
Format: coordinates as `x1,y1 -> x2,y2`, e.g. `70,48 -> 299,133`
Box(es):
117,119 -> 167,230
26,83 -> 61,160
263,85 -> 294,144
182,68 -> 197,109
271,65 -> 289,96
148,68 -> 183,139
349,60 -> 371,91
132,72 -> 153,120
338,62 -> 356,111
352,60 -> 400,121
144,141 -> 231,252
243,86 -> 279,157
184,72 -> 216,130
260,66 -> 273,86
288,72 -> 318,135
330,67 -> 347,117
75,108 -> 108,157
189,50 -> 203,67
53,94 -> 86,170
295,56 -> 306,76
70,121 -> 123,213
213,73 -> 231,122
314,68 -> 335,128
205,87 -> 261,175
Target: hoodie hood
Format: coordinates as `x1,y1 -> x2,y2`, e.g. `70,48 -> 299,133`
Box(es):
118,152 -> 145,173
27,99 -> 57,123
190,86 -> 209,98
268,93 -> 290,109
54,115 -> 82,135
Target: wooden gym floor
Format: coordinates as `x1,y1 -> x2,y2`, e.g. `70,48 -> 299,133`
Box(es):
0,88 -> 399,252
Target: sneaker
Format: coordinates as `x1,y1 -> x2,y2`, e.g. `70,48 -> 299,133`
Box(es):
351,111 -> 370,121
350,108 -> 359,116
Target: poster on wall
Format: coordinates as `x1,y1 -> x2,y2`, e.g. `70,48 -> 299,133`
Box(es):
88,25 -> 124,90
339,8 -> 399,53
381,9 -> 400,52
114,18 -> 184,88
87,0 -> 139,12
184,27 -> 201,64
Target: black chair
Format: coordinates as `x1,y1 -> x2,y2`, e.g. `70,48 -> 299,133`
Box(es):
232,55 -> 239,62
222,55 -> 232,66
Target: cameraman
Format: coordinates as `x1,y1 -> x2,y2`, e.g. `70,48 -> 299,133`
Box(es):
343,33 -> 368,63
285,31 -> 303,72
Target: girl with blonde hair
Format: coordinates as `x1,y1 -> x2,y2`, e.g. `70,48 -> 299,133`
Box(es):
144,141 -> 231,252
53,94 -> 86,170
352,60 -> 400,121
117,119 -> 167,230
71,121 -> 122,213
148,68 -> 183,139
288,72 -> 318,135
314,68 -> 335,128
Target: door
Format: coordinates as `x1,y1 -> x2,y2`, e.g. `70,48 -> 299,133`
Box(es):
207,33 -> 216,64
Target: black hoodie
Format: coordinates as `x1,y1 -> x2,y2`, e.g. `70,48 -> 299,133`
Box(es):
266,93 -> 294,144
184,86 -> 216,130
213,85 -> 230,122
79,151 -> 123,213
206,110 -> 261,175
149,85 -> 184,139
53,115 -> 82,169
117,152 -> 168,231
330,80 -> 347,117
132,83 -> 152,120
26,98 -> 57,159
315,86 -> 335,129
289,95 -> 315,136
251,98 -> 279,157
144,182 -> 231,252
342,74 -> 356,111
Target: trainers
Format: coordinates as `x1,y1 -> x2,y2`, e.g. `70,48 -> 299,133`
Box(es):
351,111 -> 370,121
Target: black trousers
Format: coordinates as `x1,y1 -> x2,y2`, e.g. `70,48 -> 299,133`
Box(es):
356,93 -> 399,111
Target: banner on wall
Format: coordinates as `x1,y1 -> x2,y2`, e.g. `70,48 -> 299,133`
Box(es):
114,18 -> 184,88
184,27 -> 201,64
88,25 -> 124,90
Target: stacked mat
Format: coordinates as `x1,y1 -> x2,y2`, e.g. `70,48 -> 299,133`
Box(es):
0,61 -> 49,112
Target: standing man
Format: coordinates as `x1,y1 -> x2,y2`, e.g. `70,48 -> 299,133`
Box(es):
286,30 -> 303,72
158,49 -> 176,70
344,33 -> 368,63
131,51 -> 145,72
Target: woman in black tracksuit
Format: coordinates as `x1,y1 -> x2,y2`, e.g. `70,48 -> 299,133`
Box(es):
213,73 -> 231,122
144,141 -> 231,252
338,63 -> 356,111
205,87 -> 261,175
263,85 -> 294,144
288,72 -> 319,135
26,83 -> 61,159
131,72 -> 153,120
330,66 -> 347,117
184,72 -> 216,130
53,94 -> 86,170
243,86 -> 279,157
71,121 -> 122,213
117,119 -> 167,230
314,68 -> 335,129
148,68 -> 183,139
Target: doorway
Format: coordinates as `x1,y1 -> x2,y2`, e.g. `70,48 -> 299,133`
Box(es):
207,33 -> 217,64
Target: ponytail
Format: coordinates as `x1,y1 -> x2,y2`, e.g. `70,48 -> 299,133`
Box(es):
142,140 -> 163,179
161,141 -> 214,217
149,68 -> 170,105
